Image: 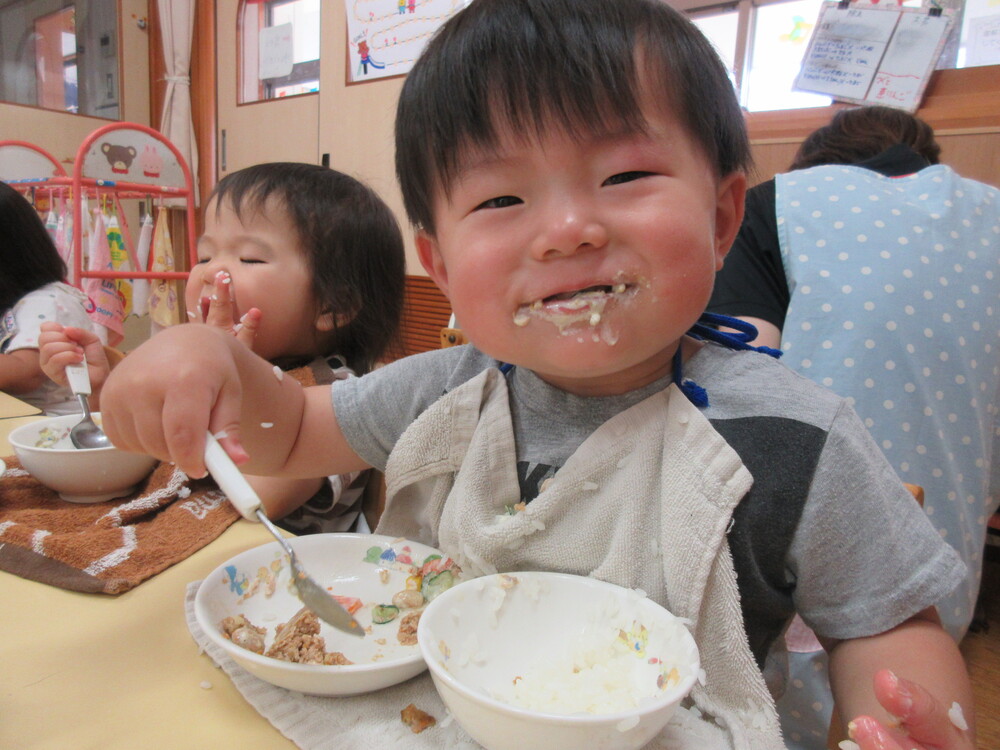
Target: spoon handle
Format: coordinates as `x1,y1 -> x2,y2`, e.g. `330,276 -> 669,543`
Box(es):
66,361 -> 92,396
204,431 -> 260,521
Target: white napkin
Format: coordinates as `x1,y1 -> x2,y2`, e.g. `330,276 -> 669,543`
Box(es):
184,582 -> 732,750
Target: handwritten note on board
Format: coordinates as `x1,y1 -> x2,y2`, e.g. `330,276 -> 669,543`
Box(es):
794,2 -> 954,113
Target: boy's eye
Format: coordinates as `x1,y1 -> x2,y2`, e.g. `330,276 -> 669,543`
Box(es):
195,257 -> 211,265
475,195 -> 523,210
240,258 -> 265,264
603,171 -> 653,186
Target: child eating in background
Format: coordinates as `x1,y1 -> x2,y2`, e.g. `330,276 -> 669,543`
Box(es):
39,163 -> 405,533
98,2 -> 974,748
0,181 -> 97,416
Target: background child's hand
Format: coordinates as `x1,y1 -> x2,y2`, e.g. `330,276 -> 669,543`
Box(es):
197,270 -> 262,351
848,670 -> 974,750
38,322 -> 111,394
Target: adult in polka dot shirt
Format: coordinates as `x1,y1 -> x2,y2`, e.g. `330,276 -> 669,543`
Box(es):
709,106 -> 999,749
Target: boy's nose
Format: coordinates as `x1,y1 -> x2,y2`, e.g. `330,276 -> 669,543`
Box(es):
530,201 -> 608,260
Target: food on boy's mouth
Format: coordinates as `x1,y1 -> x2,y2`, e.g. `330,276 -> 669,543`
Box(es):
512,281 -> 632,331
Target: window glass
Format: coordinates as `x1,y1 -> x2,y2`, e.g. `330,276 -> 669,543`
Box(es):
692,8 -> 740,75
745,0 -> 831,112
239,0 -> 320,103
0,0 -> 120,119
958,0 -> 1000,67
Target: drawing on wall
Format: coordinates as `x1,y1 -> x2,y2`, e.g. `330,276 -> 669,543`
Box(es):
794,1 -> 954,113
344,0 -> 470,82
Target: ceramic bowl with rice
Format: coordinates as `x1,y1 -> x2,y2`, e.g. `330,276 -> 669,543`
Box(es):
417,571 -> 700,750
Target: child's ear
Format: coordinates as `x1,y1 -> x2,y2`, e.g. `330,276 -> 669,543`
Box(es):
713,172 -> 748,269
416,230 -> 450,298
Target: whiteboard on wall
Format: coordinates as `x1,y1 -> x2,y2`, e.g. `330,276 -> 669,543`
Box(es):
794,2 -> 954,113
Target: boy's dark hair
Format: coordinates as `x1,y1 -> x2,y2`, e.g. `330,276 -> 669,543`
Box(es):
395,0 -> 751,235
0,181 -> 68,312
790,106 -> 941,170
209,163 -> 405,374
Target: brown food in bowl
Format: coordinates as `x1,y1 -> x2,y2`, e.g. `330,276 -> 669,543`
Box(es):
222,608 -> 353,666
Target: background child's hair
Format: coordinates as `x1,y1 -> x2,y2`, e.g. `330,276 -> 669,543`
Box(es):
207,163 -> 405,374
790,106 -> 942,170
0,181 -> 68,312
395,0 -> 751,235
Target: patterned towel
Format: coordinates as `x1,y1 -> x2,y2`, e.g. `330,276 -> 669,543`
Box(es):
0,458 -> 238,594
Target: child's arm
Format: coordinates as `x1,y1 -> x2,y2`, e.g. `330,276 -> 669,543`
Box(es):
245,474 -> 326,520
0,348 -> 48,394
826,607 -> 975,750
99,323 -> 370,481
37,322 -> 112,408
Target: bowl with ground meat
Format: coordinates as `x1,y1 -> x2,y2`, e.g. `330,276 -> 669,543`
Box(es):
194,533 -> 462,696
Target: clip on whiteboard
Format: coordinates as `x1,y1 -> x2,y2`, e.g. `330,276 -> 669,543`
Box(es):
838,0 -> 850,7
929,6 -> 943,16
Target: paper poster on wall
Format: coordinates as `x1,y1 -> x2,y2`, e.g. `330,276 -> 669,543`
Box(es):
966,14 -> 1000,67
794,2 -> 954,113
344,0 -> 470,83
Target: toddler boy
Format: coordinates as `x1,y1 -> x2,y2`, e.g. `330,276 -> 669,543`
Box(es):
102,1 -> 974,748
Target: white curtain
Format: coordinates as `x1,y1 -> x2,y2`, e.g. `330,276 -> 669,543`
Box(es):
157,0 -> 199,205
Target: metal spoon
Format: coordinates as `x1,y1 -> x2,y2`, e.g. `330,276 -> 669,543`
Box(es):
66,360 -> 112,449
203,432 -> 364,638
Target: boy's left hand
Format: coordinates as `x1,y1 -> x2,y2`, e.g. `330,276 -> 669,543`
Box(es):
848,670 -> 974,750
199,270 -> 261,351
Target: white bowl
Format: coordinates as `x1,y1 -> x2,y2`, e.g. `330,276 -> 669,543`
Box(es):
418,572 -> 700,750
8,414 -> 158,503
194,533 -> 464,696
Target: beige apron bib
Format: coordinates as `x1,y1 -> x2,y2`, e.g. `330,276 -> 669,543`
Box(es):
377,368 -> 785,749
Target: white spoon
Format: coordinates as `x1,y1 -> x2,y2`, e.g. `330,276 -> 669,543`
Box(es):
203,432 -> 364,638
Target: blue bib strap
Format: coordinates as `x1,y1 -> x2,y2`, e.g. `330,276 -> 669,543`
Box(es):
672,312 -> 783,408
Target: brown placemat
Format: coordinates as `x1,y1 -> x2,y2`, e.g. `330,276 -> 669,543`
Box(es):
0,458 -> 238,594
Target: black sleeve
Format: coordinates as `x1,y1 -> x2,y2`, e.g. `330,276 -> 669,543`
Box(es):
707,179 -> 790,330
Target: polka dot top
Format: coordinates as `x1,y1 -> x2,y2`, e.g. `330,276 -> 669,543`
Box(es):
776,163 -> 999,636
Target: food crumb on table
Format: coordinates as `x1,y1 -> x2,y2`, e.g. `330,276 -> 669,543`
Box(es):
400,703 -> 436,734
199,680 -> 213,690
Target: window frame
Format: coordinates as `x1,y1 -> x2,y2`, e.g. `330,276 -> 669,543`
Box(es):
236,0 -> 320,105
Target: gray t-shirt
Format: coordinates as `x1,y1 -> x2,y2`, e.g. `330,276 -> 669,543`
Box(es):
333,342 -> 964,662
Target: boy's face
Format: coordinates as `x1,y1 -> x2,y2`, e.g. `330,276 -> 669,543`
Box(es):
187,197 -> 330,362
417,105 -> 746,396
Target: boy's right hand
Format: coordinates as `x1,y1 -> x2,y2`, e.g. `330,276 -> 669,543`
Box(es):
99,324 -> 250,478
38,322 -> 111,392
198,270 -> 262,351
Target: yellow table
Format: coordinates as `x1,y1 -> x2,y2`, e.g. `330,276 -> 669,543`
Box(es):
1,392 -> 292,748
0,520 -> 295,749
0,390 -> 43,419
